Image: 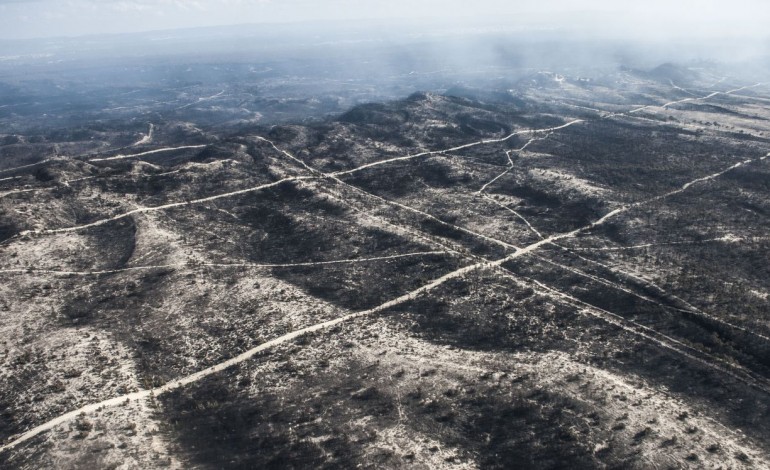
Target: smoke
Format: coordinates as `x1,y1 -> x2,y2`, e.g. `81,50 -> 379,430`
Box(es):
0,0 -> 768,86
0,0 -> 769,41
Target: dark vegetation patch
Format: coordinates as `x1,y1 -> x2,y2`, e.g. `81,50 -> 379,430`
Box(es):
593,335 -> 770,447
59,267 -> 167,328
329,93 -> 528,162
160,341 -> 605,469
80,268 -> 182,383
494,183 -> 605,233
496,183 -> 562,208
234,183 -> 429,265
721,164 -> 770,193
387,275 -> 571,353
165,182 -> 464,312
419,218 -> 506,259
537,120 -> 756,199
678,103 -> 762,120
275,254 -> 460,312
0,150 -> 53,174
94,152 -> 267,207
414,159 -> 467,188
534,247 -> 770,386
339,103 -> 409,127
458,392 -> 597,469
455,113 -> 511,136
0,219 -> 17,242
0,434 -> 50,469
336,111 -> 415,147
444,86 -> 527,107
419,218 -> 463,241
87,217 -> 137,269
344,167 -> 420,199
117,174 -> 186,203
588,220 -> 630,245
160,358 -> 395,469
32,167 -> 55,183
187,145 -> 230,164
524,252 -> 770,447
0,135 -> 22,146
0,376 -> 36,441
265,125 -> 302,142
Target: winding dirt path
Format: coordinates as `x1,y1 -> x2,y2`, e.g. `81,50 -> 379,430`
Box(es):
3,81 -> 770,455
0,251 -> 448,277
88,145 -> 207,163
0,256 -> 489,453
18,176 -> 316,237
331,120 -> 585,177
131,123 -> 155,147
259,138 -> 770,357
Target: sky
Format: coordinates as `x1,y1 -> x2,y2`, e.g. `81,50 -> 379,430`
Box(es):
0,0 -> 769,40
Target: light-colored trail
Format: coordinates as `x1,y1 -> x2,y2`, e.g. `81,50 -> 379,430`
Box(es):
0,176 -> 23,183
62,175 -> 100,186
0,251 -> 447,277
132,123 -> 154,146
476,157 -> 515,194
669,80 -> 698,97
0,158 -> 61,175
307,180 -> 479,264
480,193 -> 544,239
550,243 -> 770,343
494,269 -> 770,394
469,151 -> 770,344
267,136 -> 770,351
509,152 -> 770,261
0,255 -> 490,453
568,236 -> 747,252
474,132 -> 554,234
6,79 -> 760,236
88,145 -> 207,163
0,159 -> 238,201
257,136 -> 519,251
674,155 -> 767,193
266,136 -> 699,343
176,90 -> 226,110
561,100 -> 702,131
477,134 -> 549,194
19,176 -> 316,237
625,83 -> 762,116
0,187 -> 46,199
727,93 -> 770,104
331,120 -> 585,177
3,138 -> 768,455
262,137 -> 770,345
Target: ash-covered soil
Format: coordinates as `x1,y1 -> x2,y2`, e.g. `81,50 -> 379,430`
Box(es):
1,64 -> 770,469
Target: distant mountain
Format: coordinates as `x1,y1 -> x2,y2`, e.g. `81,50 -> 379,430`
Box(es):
648,62 -> 701,83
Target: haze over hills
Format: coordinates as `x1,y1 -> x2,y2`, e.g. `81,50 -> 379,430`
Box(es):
1,11 -> 770,470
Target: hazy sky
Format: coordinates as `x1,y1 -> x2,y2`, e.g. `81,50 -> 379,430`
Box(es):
0,0 -> 769,40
